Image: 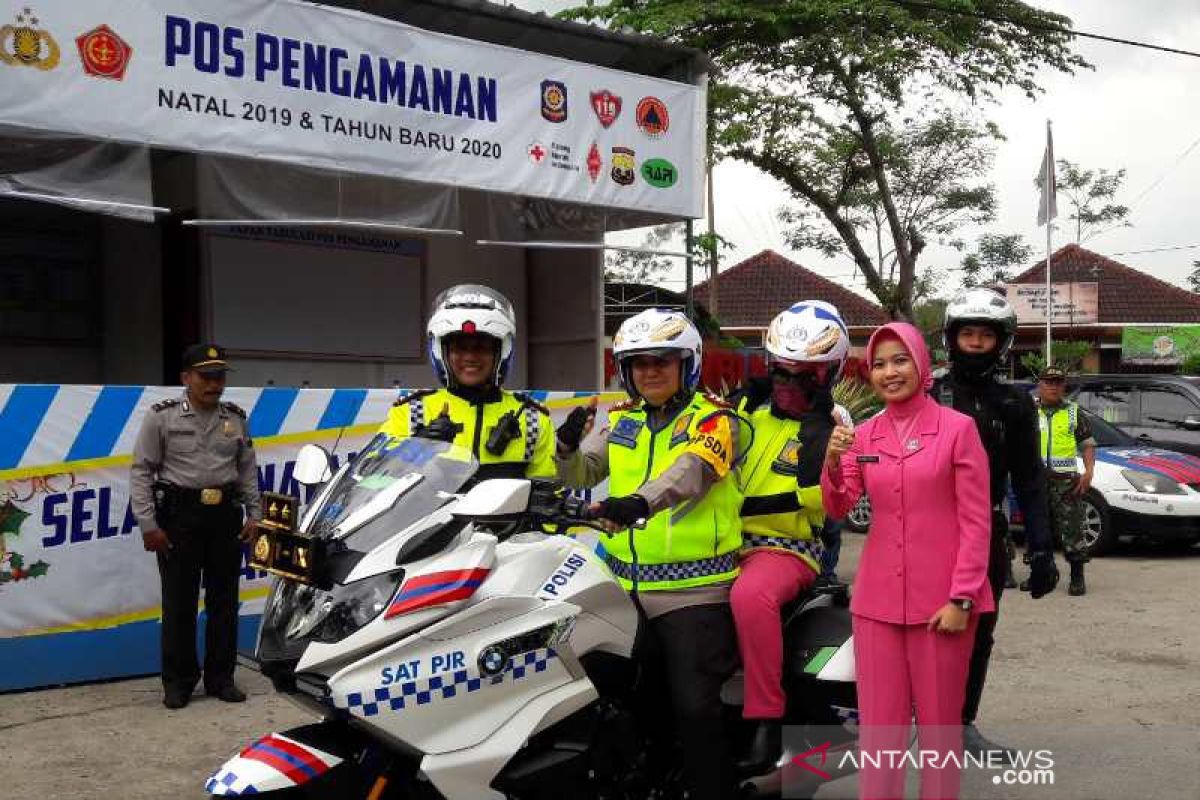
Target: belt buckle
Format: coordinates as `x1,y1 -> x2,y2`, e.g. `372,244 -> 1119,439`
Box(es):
200,488 -> 223,506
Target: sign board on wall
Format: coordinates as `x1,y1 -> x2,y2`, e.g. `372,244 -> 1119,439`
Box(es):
1121,326 -> 1200,365
1006,282 -> 1099,325
0,0 -> 705,217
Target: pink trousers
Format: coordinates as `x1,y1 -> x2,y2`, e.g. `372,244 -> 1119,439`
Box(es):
731,549 -> 817,718
852,613 -> 979,800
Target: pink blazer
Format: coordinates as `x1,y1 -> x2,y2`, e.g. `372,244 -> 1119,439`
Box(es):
821,397 -> 995,624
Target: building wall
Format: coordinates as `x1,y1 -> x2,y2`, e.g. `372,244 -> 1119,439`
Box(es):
0,201 -> 161,384
527,248 -> 604,390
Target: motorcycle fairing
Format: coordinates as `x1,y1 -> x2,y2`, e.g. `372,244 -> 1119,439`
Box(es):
206,732 -> 342,796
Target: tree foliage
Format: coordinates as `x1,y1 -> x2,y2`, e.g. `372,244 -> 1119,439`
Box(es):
1019,339 -> 1092,377
1187,260 -> 1200,294
960,232 -> 1032,289
604,223 -> 680,283
1053,159 -> 1132,243
562,0 -> 1088,319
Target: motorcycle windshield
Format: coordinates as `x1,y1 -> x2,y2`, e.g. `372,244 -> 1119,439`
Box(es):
302,434 -> 478,554
256,436 -> 478,664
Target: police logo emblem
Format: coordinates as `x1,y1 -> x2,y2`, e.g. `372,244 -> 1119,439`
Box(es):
772,440 -> 802,475
611,147 -> 636,186
609,416 -> 644,449
670,413 -> 694,447
76,24 -> 132,80
590,89 -> 621,128
587,142 -> 602,183
541,79 -> 568,123
0,9 -> 60,71
635,97 -> 669,137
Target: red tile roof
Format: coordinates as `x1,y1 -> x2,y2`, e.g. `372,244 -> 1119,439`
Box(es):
1011,244 -> 1200,324
693,250 -> 889,328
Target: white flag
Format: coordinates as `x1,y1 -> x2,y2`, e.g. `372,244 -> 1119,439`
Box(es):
1037,124 -> 1057,226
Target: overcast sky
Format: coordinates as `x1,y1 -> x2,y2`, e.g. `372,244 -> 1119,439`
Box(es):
518,0 -> 1200,302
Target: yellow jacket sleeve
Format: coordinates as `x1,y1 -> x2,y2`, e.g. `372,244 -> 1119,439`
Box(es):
378,404 -> 414,439
526,409 -> 557,479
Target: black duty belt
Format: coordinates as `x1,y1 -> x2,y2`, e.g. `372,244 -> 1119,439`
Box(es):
159,482 -> 238,508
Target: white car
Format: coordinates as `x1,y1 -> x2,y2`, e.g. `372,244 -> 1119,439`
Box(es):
1012,408 -> 1200,555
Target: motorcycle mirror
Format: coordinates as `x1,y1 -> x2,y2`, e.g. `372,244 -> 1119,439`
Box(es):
453,479 -> 531,519
293,444 -> 334,485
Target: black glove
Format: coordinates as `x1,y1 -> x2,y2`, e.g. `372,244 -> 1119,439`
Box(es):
413,410 -> 463,443
557,405 -> 596,453
593,494 -> 650,527
1025,550 -> 1059,599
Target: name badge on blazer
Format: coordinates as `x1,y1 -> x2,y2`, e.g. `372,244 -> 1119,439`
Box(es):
856,454 -> 880,463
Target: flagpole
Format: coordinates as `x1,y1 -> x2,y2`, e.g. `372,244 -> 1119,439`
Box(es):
1044,119 -> 1053,365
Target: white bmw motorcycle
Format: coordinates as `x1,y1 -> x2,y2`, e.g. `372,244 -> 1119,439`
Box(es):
206,434 -> 859,799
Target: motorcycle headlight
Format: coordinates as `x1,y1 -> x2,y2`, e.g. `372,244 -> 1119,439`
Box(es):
288,570 -> 405,645
1120,469 -> 1184,495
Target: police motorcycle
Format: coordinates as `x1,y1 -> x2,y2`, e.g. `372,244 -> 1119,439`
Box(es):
206,433 -> 859,799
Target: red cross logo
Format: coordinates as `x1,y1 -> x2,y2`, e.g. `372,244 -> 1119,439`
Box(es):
528,142 -> 547,164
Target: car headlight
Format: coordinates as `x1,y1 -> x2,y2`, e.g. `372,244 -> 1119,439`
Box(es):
1120,469 -> 1185,495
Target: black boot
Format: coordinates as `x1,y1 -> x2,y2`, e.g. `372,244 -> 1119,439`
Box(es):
962,724 -> 1016,762
1068,561 -> 1086,596
736,719 -> 782,776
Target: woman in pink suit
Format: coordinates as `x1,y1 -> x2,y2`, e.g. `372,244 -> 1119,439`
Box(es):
821,322 -> 993,800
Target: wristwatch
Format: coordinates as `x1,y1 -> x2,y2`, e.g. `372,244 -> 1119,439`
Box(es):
951,598 -> 973,612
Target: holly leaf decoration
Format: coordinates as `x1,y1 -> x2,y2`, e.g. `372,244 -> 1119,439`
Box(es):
9,552 -> 24,569
25,560 -> 49,578
0,500 -> 30,537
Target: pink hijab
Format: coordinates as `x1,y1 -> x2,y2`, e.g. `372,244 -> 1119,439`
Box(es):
866,322 -> 934,393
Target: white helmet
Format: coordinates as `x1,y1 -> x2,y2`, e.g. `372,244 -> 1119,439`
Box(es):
943,288 -> 1017,361
427,284 -> 516,387
612,308 -> 703,399
764,301 -> 850,384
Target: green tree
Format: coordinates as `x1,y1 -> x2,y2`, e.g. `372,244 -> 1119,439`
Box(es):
1019,339 -> 1092,377
960,233 -> 1032,289
562,0 -> 1088,319
604,223 -> 680,283
1187,260 -> 1200,293
1053,159 -> 1132,242
779,111 -> 1000,299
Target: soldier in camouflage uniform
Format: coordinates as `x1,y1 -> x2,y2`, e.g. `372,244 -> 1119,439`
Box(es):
1033,365 -> 1096,596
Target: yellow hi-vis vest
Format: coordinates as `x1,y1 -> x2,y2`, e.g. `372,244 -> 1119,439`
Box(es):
735,398 -> 823,574
378,388 -> 555,479
604,392 -> 743,591
1037,401 -> 1080,474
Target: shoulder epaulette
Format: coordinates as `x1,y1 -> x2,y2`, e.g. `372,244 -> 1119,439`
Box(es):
512,391 -> 550,416
151,399 -> 180,413
393,388 -> 437,407
610,398 -> 641,412
221,401 -> 247,418
702,392 -> 734,410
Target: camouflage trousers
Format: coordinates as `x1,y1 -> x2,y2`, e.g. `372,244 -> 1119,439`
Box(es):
1048,476 -> 1090,563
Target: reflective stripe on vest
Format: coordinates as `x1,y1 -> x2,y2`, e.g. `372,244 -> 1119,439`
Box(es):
742,535 -> 822,563
605,393 -> 743,591
603,552 -> 739,586
1038,402 -> 1079,473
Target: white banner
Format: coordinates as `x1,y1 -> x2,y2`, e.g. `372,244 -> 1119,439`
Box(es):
0,0 -> 704,217
1006,282 -> 1099,325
